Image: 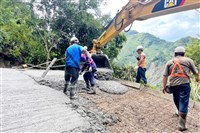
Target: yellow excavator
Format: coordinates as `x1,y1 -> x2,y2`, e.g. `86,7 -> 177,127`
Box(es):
91,0 -> 200,68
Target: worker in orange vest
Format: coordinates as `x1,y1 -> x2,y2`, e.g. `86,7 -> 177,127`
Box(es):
163,46 -> 199,131
136,45 -> 147,85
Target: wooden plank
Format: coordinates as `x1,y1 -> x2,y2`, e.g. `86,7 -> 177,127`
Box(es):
41,58 -> 57,78
119,80 -> 141,90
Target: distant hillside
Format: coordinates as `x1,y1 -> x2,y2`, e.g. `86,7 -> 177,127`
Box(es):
115,30 -> 198,87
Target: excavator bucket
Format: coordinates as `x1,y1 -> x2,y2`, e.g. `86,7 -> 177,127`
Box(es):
91,54 -> 112,69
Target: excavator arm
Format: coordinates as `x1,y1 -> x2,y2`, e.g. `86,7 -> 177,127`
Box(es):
91,0 -> 200,53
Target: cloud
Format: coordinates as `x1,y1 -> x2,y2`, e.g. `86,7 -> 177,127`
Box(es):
133,10 -> 200,41
101,0 -> 200,41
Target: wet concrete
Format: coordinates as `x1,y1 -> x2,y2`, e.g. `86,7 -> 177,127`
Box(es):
21,69 -> 124,133
24,71 -> 128,133
1,69 -> 94,132
97,80 -> 128,94
95,68 -> 113,80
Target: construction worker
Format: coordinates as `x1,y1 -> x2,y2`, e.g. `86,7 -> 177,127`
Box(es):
64,36 -> 89,99
163,46 -> 199,131
80,49 -> 97,94
135,45 -> 147,85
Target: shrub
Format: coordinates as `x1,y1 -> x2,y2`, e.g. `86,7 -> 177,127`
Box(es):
112,63 -> 136,81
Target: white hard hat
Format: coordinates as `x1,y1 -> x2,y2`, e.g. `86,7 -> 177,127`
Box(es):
70,36 -> 79,43
175,46 -> 185,53
136,45 -> 143,51
83,46 -> 88,50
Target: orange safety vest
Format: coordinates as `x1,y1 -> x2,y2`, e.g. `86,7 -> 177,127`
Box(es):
170,58 -> 189,78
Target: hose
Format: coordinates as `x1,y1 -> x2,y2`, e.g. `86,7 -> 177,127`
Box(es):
114,10 -> 125,31
124,22 -> 133,32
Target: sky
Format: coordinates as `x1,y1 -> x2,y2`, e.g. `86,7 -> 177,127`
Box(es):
100,0 -> 200,42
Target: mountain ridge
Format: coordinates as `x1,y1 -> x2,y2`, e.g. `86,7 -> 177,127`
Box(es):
115,30 -> 198,87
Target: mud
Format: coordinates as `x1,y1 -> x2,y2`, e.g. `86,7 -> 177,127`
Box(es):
33,74 -> 128,95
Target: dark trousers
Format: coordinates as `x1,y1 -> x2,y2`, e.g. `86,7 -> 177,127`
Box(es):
83,72 -> 95,87
136,67 -> 147,84
65,66 -> 79,85
171,83 -> 191,113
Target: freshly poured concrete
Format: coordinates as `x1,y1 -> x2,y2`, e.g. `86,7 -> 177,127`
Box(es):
1,69 -> 90,132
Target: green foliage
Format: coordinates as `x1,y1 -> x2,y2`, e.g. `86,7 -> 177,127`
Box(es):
185,39 -> 200,103
186,39 -> 200,70
103,33 -> 127,61
1,0 -> 106,66
115,31 -> 197,67
50,0 -> 104,54
190,79 -> 200,102
115,30 -> 199,89
0,0 -> 46,64
112,62 -> 136,81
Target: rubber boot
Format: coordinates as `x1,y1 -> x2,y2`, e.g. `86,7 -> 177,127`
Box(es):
70,84 -> 77,99
86,82 -> 90,91
179,113 -> 187,131
87,86 -> 96,94
63,82 -> 69,94
82,82 -> 90,91
173,110 -> 179,117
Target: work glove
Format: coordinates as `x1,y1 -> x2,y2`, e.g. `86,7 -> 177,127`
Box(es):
162,87 -> 166,94
92,68 -> 97,73
85,61 -> 90,65
79,72 -> 83,75
88,67 -> 92,72
163,86 -> 172,94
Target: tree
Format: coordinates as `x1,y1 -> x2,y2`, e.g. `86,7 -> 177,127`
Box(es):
186,39 -> 200,102
186,39 -> 200,70
28,0 -> 105,63
0,0 -> 46,65
28,0 -> 59,64
1,0 -> 127,67
103,33 -> 127,61
52,0 -> 104,53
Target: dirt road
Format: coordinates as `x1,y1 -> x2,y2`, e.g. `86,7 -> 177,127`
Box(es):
80,89 -> 200,133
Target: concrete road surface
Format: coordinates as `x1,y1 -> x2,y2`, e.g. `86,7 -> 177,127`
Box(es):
1,68 -> 90,132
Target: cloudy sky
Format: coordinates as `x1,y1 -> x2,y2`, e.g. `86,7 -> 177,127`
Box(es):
100,0 -> 200,42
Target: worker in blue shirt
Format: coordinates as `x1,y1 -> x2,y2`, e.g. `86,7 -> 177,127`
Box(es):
64,36 -> 89,99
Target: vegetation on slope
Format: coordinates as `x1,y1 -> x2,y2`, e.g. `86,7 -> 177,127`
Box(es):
0,0 -> 126,67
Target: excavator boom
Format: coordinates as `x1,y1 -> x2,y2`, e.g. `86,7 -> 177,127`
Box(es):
91,0 -> 200,53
